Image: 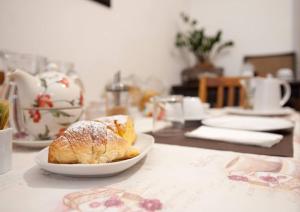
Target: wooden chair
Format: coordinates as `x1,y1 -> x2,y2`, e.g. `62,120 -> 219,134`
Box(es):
244,52 -> 296,78
199,77 -> 247,108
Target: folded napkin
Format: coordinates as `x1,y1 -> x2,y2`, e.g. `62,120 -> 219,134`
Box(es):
185,126 -> 283,148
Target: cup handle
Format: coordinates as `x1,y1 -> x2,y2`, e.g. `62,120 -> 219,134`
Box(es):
279,80 -> 291,106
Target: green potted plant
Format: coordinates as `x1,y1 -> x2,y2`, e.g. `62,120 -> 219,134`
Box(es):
175,13 -> 234,84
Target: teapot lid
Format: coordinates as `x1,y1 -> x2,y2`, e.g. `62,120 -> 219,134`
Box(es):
106,71 -> 129,92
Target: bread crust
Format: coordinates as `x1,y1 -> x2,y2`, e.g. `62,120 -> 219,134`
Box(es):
95,115 -> 137,145
48,121 -> 130,164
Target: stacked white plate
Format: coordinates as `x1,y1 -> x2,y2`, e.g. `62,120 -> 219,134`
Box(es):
226,107 -> 293,116
202,115 -> 293,132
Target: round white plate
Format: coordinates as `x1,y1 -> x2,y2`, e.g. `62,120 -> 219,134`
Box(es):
13,139 -> 52,148
35,133 -> 154,177
226,107 -> 293,116
184,114 -> 210,121
202,115 -> 294,132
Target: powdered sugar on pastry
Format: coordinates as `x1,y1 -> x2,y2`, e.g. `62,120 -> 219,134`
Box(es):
96,115 -> 128,125
68,120 -> 108,141
48,120 -> 131,164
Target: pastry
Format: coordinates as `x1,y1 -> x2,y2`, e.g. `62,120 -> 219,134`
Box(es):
95,115 -> 137,145
48,120 -> 139,164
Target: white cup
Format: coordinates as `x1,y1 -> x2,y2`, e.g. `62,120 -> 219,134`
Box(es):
153,95 -> 184,136
183,97 -> 208,120
0,128 -> 13,174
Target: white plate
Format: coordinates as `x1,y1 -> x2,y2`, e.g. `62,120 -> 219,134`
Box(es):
35,133 -> 154,177
226,107 -> 293,116
13,139 -> 52,148
202,115 -> 294,132
184,114 -> 210,121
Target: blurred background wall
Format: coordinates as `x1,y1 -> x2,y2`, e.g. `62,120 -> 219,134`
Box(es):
186,0 -> 294,76
0,0 -> 187,100
293,0 -> 300,79
0,0 -> 297,100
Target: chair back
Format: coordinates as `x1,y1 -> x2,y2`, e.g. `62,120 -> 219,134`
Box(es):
199,77 -> 246,108
244,52 -> 296,78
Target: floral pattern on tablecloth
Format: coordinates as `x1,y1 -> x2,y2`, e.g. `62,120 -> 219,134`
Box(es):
225,156 -> 300,195
61,187 -> 163,212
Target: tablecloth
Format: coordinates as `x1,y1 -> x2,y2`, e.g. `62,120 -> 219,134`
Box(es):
1,109 -> 300,211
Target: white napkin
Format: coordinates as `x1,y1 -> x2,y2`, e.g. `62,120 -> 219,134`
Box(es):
185,126 -> 283,148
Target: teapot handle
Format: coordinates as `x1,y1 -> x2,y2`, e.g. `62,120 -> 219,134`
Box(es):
67,71 -> 85,93
279,80 -> 291,106
7,82 -> 26,133
2,74 -> 25,133
74,77 -> 85,93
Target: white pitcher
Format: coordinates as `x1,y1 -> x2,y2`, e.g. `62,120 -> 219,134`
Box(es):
253,76 -> 291,111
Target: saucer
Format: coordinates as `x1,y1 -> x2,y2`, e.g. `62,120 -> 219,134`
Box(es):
226,107 -> 294,116
184,114 -> 210,121
202,115 -> 294,132
13,139 -> 52,148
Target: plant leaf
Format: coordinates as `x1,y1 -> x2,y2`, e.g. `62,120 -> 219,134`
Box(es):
191,20 -> 197,26
181,13 -> 189,23
175,13 -> 234,59
216,41 -> 234,53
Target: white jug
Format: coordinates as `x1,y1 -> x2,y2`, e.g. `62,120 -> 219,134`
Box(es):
253,76 -> 291,111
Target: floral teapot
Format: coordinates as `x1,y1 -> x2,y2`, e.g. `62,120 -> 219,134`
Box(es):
10,69 -> 84,109
7,69 -> 85,140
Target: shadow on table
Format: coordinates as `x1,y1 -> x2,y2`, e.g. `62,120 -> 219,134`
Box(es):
13,144 -> 41,153
23,157 -> 147,190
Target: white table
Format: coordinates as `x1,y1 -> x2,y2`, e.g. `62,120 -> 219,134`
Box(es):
1,113 -> 300,211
